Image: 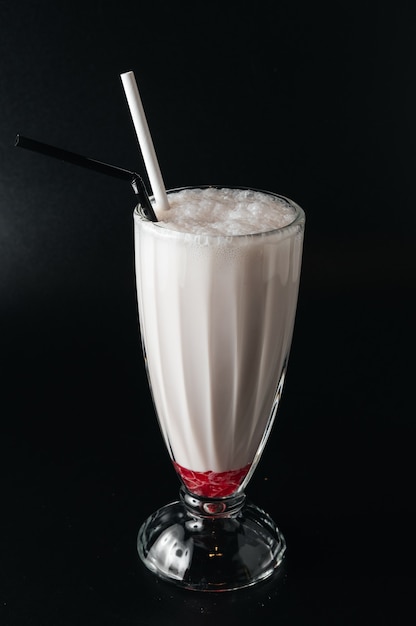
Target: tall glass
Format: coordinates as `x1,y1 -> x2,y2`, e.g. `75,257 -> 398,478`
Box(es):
134,187 -> 305,591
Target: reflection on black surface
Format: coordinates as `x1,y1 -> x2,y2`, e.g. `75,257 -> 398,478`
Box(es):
138,558 -> 288,621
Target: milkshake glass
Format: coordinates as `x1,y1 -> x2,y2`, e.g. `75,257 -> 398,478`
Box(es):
134,186 -> 305,591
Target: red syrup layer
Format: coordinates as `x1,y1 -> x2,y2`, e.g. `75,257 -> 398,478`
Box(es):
173,461 -> 252,498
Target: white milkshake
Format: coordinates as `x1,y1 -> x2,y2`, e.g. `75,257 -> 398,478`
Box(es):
134,187 -> 304,497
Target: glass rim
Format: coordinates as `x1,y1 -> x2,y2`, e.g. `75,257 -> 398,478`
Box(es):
134,185 -> 305,240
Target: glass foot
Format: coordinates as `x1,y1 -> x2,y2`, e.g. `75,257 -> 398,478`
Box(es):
137,486 -> 286,591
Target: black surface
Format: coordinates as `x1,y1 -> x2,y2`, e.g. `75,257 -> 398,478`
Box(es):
1,2 -> 415,624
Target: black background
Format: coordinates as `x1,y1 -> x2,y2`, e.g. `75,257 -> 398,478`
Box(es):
1,1 -> 415,624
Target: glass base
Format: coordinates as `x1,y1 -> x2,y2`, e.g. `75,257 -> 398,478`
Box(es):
137,486 -> 286,592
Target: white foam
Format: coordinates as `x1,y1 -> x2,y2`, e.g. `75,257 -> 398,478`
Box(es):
155,187 -> 296,236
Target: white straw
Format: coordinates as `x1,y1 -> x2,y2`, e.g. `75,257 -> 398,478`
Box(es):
120,71 -> 169,213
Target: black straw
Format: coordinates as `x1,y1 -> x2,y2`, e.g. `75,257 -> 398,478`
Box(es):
14,134 -> 158,222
